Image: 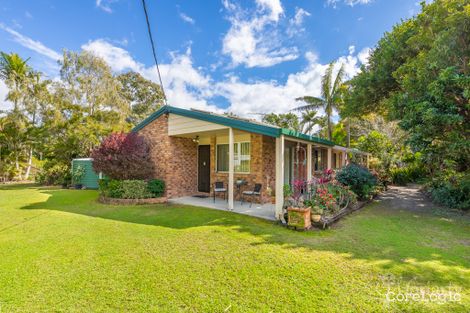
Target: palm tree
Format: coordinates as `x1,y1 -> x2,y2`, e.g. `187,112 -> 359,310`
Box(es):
299,109 -> 327,136
0,52 -> 32,180
294,62 -> 345,140
0,52 -> 30,111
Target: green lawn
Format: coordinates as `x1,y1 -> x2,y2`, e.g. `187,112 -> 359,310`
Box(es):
0,184 -> 469,312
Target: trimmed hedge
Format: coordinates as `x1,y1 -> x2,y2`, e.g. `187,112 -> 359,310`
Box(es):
99,178 -> 165,199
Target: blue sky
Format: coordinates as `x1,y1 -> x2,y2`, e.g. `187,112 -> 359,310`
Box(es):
0,0 -> 422,116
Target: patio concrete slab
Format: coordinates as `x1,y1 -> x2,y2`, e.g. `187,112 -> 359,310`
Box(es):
169,196 -> 276,221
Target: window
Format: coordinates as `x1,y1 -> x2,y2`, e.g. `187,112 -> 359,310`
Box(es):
216,142 -> 251,173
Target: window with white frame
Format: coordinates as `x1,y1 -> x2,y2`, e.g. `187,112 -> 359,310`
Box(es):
216,142 -> 250,173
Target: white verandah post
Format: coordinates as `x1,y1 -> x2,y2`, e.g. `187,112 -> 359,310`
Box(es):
307,144 -> 312,182
228,127 -> 234,211
327,147 -> 332,170
275,135 -> 285,220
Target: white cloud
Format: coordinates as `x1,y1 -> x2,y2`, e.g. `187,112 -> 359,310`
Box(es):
80,39 -> 370,119
25,11 -> 33,19
357,47 -> 372,66
256,0 -> 284,22
291,7 -> 311,26
328,0 -> 373,8
179,12 -> 195,24
0,24 -> 61,61
82,39 -> 219,112
221,0 -> 299,68
287,7 -> 311,37
96,0 -> 115,13
0,80 -> 13,112
82,39 -> 142,72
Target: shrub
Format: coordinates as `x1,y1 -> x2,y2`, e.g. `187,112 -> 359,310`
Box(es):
306,182 -> 357,216
391,165 -> 427,186
120,180 -> 152,199
336,164 -> 377,200
147,179 -> 165,197
107,179 -> 124,198
72,165 -> 85,185
91,132 -> 154,180
36,161 -> 71,186
428,174 -> 470,210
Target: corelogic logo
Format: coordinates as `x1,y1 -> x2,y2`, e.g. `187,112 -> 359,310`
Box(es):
380,274 -> 462,305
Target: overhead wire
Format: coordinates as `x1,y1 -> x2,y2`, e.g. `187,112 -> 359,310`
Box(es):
141,0 -> 167,105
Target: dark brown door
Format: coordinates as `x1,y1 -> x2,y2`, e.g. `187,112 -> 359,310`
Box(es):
198,145 -> 211,192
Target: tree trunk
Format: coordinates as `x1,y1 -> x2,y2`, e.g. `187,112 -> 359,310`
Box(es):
24,147 -> 33,180
327,116 -> 332,141
15,154 -> 22,181
347,119 -> 351,148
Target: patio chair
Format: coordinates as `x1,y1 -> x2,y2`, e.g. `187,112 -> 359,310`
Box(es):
241,183 -> 262,208
213,181 -> 227,203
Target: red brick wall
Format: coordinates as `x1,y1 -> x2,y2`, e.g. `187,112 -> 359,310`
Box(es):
138,114 -> 277,203
210,133 -> 276,203
137,114 -> 198,198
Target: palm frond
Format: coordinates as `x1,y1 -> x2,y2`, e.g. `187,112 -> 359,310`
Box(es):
331,63 -> 345,98
321,63 -> 334,102
293,96 -> 324,112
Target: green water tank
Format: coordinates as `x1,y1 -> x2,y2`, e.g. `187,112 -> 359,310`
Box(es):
71,158 -> 100,189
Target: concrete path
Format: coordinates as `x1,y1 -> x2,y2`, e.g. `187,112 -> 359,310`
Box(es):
375,185 -> 438,212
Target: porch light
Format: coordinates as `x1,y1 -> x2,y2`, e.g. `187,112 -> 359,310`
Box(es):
192,136 -> 200,143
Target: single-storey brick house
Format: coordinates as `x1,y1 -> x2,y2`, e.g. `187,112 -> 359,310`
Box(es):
133,105 -> 369,220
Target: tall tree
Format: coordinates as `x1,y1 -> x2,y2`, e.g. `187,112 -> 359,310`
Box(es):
0,52 -> 32,179
345,0 -> 470,174
117,71 -> 164,125
295,62 -> 345,140
54,50 -> 130,156
0,52 -> 30,111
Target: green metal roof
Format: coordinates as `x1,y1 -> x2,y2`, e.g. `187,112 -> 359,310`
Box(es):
132,105 -> 335,146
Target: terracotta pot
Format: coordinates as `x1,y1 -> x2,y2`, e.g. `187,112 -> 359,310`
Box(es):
311,214 -> 322,222
287,207 -> 311,230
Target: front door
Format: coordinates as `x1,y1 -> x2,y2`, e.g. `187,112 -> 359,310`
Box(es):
198,145 -> 211,192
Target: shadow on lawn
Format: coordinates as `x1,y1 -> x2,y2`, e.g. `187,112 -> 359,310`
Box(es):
20,186 -> 470,287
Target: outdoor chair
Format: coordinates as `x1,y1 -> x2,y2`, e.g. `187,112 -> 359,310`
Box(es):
241,183 -> 262,208
213,181 -> 227,202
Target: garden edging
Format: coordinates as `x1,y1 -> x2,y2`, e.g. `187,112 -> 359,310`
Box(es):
98,195 -> 167,205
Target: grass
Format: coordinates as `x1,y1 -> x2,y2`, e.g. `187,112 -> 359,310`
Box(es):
0,184 -> 469,312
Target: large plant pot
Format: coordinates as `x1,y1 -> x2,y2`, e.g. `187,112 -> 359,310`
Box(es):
311,214 -> 322,222
287,207 -> 311,230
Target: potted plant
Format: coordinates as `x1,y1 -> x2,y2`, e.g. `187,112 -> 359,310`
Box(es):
72,165 -> 85,189
286,180 -> 311,230
310,204 -> 323,222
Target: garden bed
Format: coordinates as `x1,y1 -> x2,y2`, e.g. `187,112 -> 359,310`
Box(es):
314,195 -> 377,229
98,195 -> 167,205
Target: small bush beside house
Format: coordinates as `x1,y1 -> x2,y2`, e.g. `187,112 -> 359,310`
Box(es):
92,132 -> 165,202
336,164 -> 377,200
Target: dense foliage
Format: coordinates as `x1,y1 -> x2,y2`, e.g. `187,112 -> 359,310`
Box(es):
91,132 -> 154,180
427,173 -> 470,210
0,50 -> 163,184
72,165 -> 86,185
35,161 -> 70,186
99,178 -> 165,199
336,164 -> 377,200
147,179 -> 165,197
343,0 -> 469,209
305,181 -> 357,216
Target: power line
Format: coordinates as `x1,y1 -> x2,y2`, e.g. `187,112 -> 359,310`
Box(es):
141,0 -> 167,105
